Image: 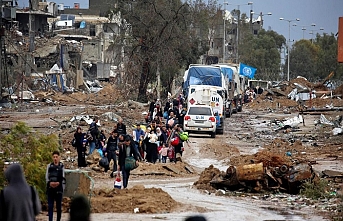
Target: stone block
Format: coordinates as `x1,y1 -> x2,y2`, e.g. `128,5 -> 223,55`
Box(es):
64,170 -> 91,197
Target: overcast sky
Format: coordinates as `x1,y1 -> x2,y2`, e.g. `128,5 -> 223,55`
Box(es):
17,0 -> 342,42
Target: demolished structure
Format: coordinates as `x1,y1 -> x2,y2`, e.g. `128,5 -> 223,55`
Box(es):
1,0 -> 129,103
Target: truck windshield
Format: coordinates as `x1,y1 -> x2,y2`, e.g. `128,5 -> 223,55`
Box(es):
188,107 -> 212,116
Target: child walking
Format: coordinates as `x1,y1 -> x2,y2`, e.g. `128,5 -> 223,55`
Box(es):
160,144 -> 169,163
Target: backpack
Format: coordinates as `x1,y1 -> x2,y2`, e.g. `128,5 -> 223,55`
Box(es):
72,138 -> 77,147
179,132 -> 189,141
170,137 -> 180,146
99,157 -> 109,168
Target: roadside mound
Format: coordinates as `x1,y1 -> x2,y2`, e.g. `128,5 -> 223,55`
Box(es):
132,161 -> 196,176
193,165 -> 221,192
61,186 -> 178,213
90,185 -> 178,213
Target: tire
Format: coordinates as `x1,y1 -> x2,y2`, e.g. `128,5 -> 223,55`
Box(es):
216,118 -> 224,134
226,105 -> 232,118
216,129 -> 223,134
237,99 -> 243,112
210,132 -> 216,138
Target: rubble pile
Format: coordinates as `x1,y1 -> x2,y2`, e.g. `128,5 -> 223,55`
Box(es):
194,165 -> 221,192
195,131 -> 343,195
230,148 -> 293,167
59,186 -> 178,214
334,83 -> 343,96
246,95 -> 299,110
34,82 -> 126,105
90,185 -> 178,213
246,77 -> 343,111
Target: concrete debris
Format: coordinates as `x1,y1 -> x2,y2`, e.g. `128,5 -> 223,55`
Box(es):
16,91 -> 36,100
86,80 -> 103,93
272,114 -> 304,130
319,114 -> 335,126
288,87 -> 316,101
101,112 -> 120,122
332,128 -> 343,136
314,114 -> 343,135
70,115 -> 101,126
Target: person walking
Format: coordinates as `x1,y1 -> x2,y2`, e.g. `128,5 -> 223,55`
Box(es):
166,111 -> 178,130
98,129 -> 107,151
88,117 -> 100,155
148,130 -> 158,163
116,118 -> 127,135
117,135 -> 139,188
74,127 -> 86,168
46,150 -> 65,221
0,163 -> 41,221
133,123 -> 145,160
160,144 -> 169,163
105,130 -> 119,178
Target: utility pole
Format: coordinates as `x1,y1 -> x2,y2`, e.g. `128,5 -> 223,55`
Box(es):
29,0 -> 34,52
223,2 -> 228,63
236,5 -> 240,64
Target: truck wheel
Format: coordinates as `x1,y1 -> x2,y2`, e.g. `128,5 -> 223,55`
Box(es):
226,105 -> 232,118
217,129 -> 224,134
237,99 -> 243,112
210,132 -> 216,138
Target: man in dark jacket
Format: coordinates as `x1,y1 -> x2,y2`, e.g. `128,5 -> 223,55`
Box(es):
116,118 -> 127,135
105,130 -> 119,177
0,163 -> 41,221
74,127 -> 86,167
88,117 -> 100,155
166,111 -> 179,130
46,151 -> 65,221
117,135 -> 139,188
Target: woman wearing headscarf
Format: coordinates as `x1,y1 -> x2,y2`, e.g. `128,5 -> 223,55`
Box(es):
74,127 -> 86,168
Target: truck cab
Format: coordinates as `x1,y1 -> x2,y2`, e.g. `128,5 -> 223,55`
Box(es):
183,65 -> 226,134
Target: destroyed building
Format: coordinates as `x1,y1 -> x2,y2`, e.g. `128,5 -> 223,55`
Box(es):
0,0 -> 129,101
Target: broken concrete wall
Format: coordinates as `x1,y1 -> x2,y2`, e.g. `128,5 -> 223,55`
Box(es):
83,39 -> 102,62
64,170 -> 91,197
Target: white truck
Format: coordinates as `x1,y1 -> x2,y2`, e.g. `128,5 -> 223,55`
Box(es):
182,65 -> 228,134
214,64 -> 246,115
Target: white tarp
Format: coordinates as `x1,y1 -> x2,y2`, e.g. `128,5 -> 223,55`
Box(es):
10,91 -> 34,100
288,88 -> 316,101
70,115 -> 101,126
332,128 -> 343,136
282,115 -> 303,128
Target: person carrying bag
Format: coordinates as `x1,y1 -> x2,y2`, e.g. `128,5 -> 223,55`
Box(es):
118,135 -> 139,188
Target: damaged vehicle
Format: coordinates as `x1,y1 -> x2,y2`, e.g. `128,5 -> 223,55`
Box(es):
210,159 -> 316,194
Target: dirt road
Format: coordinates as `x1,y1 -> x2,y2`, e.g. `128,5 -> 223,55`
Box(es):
4,103 -> 338,221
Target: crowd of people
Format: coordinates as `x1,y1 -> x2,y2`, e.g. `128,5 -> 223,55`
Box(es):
1,159 -> 206,221
0,96 -> 206,221
71,96 -> 190,188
